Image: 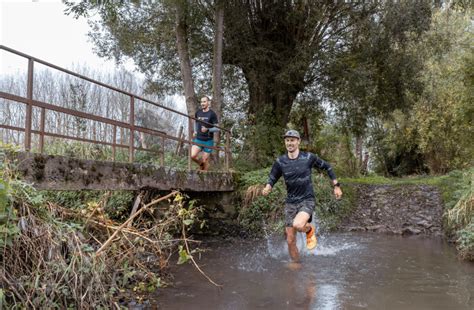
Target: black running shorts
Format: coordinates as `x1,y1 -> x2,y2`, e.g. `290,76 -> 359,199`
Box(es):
284,199 -> 315,227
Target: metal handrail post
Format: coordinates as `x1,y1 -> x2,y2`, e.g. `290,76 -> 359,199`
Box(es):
225,131 -> 230,171
188,117 -> 193,170
39,107 -> 45,153
25,58 -> 34,151
112,125 -> 117,161
129,95 -> 135,162
161,136 -> 165,166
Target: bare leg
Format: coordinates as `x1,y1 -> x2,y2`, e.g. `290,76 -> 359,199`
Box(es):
201,152 -> 211,170
286,227 -> 300,262
293,211 -> 311,233
191,145 -> 202,166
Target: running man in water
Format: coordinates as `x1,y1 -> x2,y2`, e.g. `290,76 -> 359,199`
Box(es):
262,129 -> 342,262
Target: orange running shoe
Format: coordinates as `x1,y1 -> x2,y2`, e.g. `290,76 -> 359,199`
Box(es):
306,225 -> 317,250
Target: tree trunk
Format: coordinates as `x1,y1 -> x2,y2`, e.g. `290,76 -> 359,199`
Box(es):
212,0 -> 224,163
175,2 -> 197,117
355,134 -> 363,172
362,151 -> 369,174
241,71 -> 303,164
302,116 -> 311,143
246,73 -> 299,129
212,1 -> 224,120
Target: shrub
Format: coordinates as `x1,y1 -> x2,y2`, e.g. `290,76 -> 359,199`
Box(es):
446,168 -> 474,261
457,223 -> 474,261
0,145 -> 204,307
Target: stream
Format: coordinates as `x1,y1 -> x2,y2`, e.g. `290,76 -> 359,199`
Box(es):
155,232 -> 473,309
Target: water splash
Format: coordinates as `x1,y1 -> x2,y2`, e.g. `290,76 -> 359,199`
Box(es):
265,233 -> 360,258
236,249 -> 269,272
236,223 -> 360,272
307,235 -> 359,257
266,235 -> 289,259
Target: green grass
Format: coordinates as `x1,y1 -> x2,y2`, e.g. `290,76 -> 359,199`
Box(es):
341,174 -> 449,186
342,169 -> 473,261
341,170 -> 466,208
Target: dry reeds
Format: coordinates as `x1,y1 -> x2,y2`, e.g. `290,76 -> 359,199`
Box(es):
447,191 -> 473,228
0,191 -> 190,308
242,184 -> 265,209
447,171 -> 474,229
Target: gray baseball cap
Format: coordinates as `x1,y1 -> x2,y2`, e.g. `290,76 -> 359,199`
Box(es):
283,129 -> 300,139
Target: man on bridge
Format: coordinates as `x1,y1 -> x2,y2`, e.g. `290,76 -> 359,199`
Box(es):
191,96 -> 219,171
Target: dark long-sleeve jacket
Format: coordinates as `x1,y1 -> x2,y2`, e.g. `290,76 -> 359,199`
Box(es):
267,152 -> 336,203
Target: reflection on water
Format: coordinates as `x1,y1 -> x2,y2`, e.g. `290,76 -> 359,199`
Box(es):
314,284 -> 340,310
156,233 -> 474,309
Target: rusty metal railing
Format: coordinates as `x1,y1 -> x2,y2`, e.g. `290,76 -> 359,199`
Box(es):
0,45 -> 232,171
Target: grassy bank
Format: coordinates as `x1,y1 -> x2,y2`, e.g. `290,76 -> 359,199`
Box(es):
341,169 -> 473,261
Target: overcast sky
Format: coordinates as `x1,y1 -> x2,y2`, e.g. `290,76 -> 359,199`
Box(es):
0,0 -> 131,74
0,0 -> 187,110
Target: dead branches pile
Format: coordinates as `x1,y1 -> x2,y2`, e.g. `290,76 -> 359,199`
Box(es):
1,190 -> 197,308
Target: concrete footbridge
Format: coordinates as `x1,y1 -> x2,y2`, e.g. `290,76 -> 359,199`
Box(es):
1,46 -> 234,192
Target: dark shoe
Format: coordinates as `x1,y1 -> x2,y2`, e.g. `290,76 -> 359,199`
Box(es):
199,162 -> 205,170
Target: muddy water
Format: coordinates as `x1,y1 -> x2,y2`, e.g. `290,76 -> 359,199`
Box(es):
156,233 -> 473,309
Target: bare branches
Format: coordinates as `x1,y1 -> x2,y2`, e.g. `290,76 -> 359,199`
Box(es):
181,218 -> 222,288
96,191 -> 178,254
0,189 -> 207,307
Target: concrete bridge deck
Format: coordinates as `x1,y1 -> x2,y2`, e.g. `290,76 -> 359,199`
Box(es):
13,152 -> 234,192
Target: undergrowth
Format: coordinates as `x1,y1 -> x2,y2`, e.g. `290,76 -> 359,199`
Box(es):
446,169 -> 473,260
0,145 -> 205,307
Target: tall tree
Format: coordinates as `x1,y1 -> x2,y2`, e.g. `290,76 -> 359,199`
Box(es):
64,0 -> 208,116
210,0 -> 225,159
221,1 -> 375,162
324,0 -> 432,133
318,0 -> 432,171
175,0 -> 198,116
64,0 -> 435,165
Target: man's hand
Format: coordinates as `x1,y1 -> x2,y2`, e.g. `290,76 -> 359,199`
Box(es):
262,184 -> 272,196
332,180 -> 342,199
334,186 -> 342,199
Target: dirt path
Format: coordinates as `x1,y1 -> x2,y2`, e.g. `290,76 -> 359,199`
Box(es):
339,184 -> 444,236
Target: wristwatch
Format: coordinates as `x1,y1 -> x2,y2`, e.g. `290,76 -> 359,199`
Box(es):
333,182 -> 341,188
